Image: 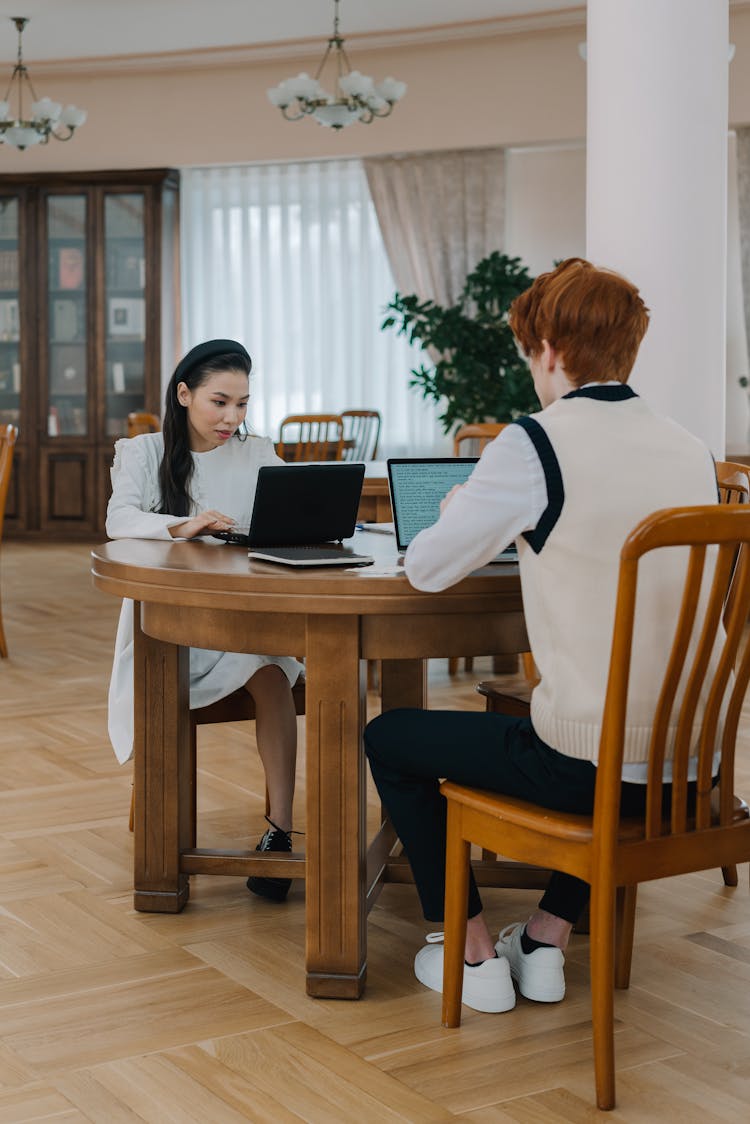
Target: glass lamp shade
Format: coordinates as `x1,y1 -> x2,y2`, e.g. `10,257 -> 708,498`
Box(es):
267,85 -> 291,108
376,77 -> 407,103
284,73 -> 324,100
312,103 -> 362,129
59,105 -> 87,127
31,97 -> 62,122
2,124 -> 43,147
339,70 -> 375,99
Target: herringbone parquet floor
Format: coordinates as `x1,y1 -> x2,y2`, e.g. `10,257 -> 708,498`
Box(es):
0,541 -> 749,1122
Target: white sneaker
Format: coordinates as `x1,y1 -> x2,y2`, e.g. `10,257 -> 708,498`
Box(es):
414,932 -> 516,1013
495,922 -> 565,1002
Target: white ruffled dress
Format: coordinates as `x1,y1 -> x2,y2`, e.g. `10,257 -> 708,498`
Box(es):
105,432 -> 304,764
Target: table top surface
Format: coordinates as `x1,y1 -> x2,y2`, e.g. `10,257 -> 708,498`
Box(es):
91,532 -> 521,615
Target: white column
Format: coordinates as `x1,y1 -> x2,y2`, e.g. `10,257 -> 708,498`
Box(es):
586,0 -> 728,456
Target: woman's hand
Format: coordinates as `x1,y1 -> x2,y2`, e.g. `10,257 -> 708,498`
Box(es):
169,510 -> 237,539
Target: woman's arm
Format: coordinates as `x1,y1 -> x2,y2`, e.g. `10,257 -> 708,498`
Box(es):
105,438 -> 194,540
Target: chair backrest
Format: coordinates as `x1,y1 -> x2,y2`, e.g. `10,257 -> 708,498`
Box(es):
594,505 -> 750,858
127,411 -> 160,437
452,422 -> 506,457
277,414 -> 345,462
341,409 -> 381,461
715,459 -> 750,504
0,424 -> 18,543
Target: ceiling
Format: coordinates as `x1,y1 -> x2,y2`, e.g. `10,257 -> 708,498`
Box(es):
0,1 -> 585,63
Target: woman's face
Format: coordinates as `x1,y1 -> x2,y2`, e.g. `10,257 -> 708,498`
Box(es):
177,369 -> 250,452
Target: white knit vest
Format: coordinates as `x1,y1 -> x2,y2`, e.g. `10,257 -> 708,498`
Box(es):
515,387 -> 718,766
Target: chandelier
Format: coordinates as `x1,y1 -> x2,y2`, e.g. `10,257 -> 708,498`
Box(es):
0,17 -> 87,150
267,0 -> 406,130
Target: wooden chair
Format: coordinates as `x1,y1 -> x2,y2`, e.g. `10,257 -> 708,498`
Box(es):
127,411 -> 160,437
453,422 -> 506,457
276,414 -> 345,462
0,423 -> 18,659
129,677 -> 306,857
341,409 -> 381,461
715,458 -> 750,504
441,504 -> 750,1111
478,459 -> 750,886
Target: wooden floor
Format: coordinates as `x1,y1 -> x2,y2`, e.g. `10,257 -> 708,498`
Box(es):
0,542 -> 749,1123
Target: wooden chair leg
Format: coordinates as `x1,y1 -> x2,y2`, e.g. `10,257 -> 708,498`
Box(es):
589,880 -> 617,1111
521,651 -> 539,686
722,864 -> 739,886
128,783 -> 134,832
366,659 -> 380,692
0,594 -> 8,658
188,719 -> 198,848
614,884 -> 637,989
448,657 -> 459,675
442,802 -> 471,1028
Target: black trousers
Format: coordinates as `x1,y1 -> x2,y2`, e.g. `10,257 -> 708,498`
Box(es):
364,708 -> 656,925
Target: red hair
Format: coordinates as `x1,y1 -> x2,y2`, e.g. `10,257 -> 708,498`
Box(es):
508,258 -> 649,385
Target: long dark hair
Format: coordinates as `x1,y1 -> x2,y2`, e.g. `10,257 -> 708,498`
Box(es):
158,341 -> 252,516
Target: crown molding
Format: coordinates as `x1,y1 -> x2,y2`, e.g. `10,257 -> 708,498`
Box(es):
29,8 -> 588,78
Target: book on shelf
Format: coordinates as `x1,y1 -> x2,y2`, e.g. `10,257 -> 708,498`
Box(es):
107,248 -> 145,291
57,246 -> 85,289
50,344 -> 86,392
0,298 -> 19,341
108,296 -> 145,338
0,249 -> 19,291
0,202 -> 18,238
52,298 -> 81,342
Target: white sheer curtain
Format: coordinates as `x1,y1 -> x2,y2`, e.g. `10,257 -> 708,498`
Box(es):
179,160 -> 446,455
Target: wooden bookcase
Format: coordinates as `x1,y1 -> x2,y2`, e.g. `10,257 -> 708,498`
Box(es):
0,168 -> 179,538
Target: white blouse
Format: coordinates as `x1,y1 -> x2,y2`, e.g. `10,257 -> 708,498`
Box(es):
106,432 -> 304,764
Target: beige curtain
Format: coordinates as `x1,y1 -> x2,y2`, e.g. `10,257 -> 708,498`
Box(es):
737,127 -> 750,368
363,148 -> 505,306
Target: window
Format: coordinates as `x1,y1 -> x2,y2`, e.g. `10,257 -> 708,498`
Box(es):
180,159 -> 443,454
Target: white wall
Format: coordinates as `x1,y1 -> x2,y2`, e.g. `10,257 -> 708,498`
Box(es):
505,144 -> 586,274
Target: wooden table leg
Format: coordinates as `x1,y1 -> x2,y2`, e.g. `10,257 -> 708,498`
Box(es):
133,604 -> 191,913
304,614 -> 367,998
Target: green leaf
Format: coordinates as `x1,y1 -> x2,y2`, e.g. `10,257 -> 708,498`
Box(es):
381,251 -> 537,430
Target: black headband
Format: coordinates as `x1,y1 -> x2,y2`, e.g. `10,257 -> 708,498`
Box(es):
174,339 -> 252,384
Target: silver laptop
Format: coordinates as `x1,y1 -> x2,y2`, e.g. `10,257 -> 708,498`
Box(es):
386,457 -> 518,562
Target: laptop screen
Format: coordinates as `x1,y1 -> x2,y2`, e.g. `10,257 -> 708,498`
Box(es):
387,458 -> 479,552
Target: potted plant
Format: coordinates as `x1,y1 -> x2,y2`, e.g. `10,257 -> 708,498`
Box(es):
382,251 -> 539,433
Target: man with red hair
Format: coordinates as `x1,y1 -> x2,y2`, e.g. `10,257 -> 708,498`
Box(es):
365,259 -> 718,1013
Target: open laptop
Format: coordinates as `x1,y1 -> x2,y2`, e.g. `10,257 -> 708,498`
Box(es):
213,463 -> 374,567
387,457 -> 518,562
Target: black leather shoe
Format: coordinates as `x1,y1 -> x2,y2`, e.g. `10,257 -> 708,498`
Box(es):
247,818 -> 293,901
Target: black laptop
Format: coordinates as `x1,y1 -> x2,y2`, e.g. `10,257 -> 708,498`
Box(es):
386,457 -> 518,561
214,462 -> 374,567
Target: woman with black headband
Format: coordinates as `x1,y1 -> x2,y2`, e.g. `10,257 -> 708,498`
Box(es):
105,339 -> 303,902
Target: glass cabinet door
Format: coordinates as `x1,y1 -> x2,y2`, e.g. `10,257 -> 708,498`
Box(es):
0,197 -> 21,431
46,194 -> 87,437
104,193 -> 146,436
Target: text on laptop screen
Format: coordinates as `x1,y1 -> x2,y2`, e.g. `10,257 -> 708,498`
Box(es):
388,458 -> 478,550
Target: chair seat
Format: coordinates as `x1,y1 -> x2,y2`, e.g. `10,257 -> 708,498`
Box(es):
442,781 -> 750,850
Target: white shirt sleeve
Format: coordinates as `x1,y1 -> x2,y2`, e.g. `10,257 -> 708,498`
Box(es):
105,437 -> 189,540
404,424 -> 548,592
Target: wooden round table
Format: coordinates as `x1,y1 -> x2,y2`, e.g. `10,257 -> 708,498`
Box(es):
91,531 -> 528,998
